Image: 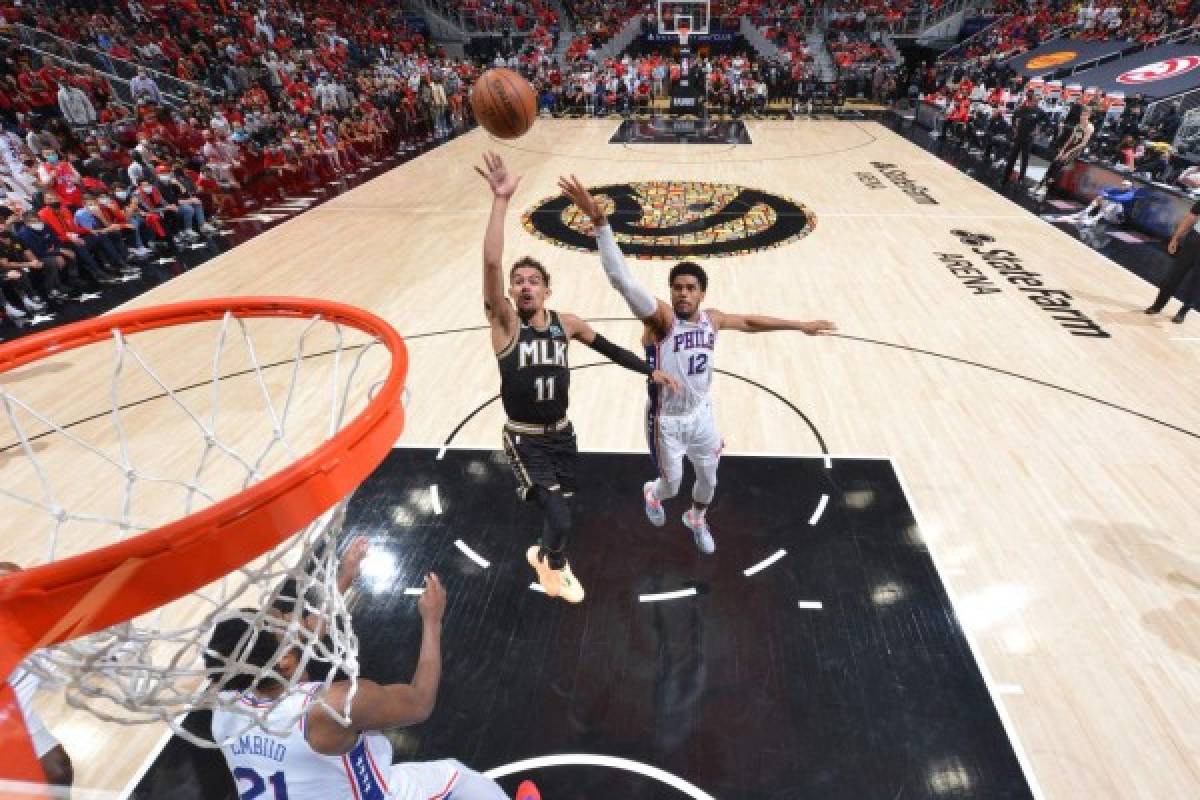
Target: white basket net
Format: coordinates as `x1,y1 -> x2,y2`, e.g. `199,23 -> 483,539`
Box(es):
0,308 -> 397,746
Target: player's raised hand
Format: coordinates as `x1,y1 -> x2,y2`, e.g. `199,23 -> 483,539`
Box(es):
337,536 -> 370,592
418,572 -> 447,625
475,151 -> 520,199
650,369 -> 682,395
800,320 -> 837,335
557,175 -> 604,224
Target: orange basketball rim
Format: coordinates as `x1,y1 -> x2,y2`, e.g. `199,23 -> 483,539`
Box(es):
0,297 -> 408,793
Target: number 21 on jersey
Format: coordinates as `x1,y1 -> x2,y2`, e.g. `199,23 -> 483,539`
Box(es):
233,767 -> 289,800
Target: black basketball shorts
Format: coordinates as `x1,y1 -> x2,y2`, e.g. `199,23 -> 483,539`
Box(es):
501,423 -> 578,501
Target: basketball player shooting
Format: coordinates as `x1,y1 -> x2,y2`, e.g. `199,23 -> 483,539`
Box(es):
558,175 -> 837,554
476,152 -> 680,603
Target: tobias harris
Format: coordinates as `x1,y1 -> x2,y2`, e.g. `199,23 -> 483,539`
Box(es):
476,152 -> 680,602
559,175 -> 836,553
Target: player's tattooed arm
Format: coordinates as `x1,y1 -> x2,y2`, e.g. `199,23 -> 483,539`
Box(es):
561,313 -> 681,392
708,309 -> 837,335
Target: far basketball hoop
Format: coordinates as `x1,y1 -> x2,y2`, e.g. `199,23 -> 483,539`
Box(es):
657,0 -> 709,40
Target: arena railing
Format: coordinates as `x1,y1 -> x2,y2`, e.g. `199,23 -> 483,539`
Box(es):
8,23 -> 216,101
0,36 -> 190,109
935,12 -> 1008,62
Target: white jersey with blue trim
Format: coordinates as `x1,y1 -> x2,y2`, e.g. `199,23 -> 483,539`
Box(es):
212,683 -> 394,800
646,311 -> 717,416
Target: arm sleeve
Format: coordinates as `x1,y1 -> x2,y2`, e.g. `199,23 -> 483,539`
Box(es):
596,224 -> 658,319
584,333 -> 654,376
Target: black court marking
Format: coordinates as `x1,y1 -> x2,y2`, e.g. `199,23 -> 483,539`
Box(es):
439,361 -> 830,455
132,450 -> 1036,800
832,333 -> 1200,441
1,318 -> 1195,453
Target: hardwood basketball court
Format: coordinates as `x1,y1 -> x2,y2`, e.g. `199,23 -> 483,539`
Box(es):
2,118 -> 1197,799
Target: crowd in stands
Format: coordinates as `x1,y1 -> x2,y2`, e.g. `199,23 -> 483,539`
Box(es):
911,0 -> 1200,205
828,31 -> 893,69
827,0 -> 919,32
560,0 -> 645,65
525,50 -> 803,115
750,0 -> 816,65
947,0 -> 1198,64
0,0 -> 486,332
915,58 -> 1191,205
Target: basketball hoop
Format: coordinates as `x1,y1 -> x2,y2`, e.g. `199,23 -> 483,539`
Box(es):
677,23 -> 691,50
0,298 -> 407,790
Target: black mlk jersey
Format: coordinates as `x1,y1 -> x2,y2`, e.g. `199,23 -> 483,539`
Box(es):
497,310 -> 571,424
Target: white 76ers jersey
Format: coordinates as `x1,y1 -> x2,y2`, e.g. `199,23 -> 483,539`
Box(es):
646,311 -> 717,416
212,683 -> 394,800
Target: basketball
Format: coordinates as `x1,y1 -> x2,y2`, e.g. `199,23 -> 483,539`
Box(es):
471,68 -> 537,139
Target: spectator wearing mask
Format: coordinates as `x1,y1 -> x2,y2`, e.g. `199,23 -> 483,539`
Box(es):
57,82 -> 97,130
74,193 -> 137,275
134,176 -> 187,247
154,164 -> 211,239
15,207 -> 100,292
0,212 -> 51,316
106,181 -> 165,255
36,150 -> 84,209
38,192 -> 124,281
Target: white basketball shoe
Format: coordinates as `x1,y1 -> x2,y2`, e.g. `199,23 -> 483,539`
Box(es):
682,509 -> 715,554
643,480 -> 666,527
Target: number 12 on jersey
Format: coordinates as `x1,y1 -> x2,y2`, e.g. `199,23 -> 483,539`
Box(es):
687,354 -> 708,375
535,375 -> 556,402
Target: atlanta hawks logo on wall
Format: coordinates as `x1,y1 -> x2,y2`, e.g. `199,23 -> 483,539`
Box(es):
1118,55 -> 1200,84
522,181 -> 816,259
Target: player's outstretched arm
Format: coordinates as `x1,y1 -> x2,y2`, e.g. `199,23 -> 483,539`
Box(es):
308,573 -> 446,754
709,309 -> 837,335
476,151 -> 518,339
557,175 -> 673,337
562,313 -> 681,393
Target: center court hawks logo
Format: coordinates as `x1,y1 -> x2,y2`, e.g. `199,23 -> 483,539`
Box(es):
522,181 -> 816,259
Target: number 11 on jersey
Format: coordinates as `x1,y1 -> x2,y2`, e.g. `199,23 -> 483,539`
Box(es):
535,376 -> 556,402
